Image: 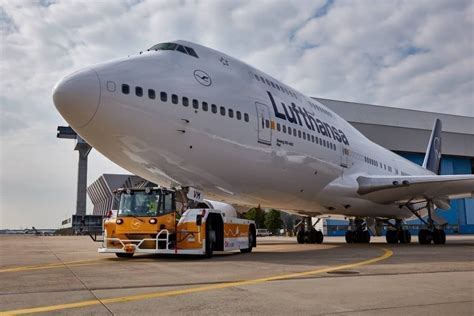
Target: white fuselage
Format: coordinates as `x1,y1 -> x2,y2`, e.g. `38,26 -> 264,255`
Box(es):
53,40 -> 434,219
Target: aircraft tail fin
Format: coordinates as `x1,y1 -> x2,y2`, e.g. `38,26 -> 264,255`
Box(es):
422,118 -> 442,174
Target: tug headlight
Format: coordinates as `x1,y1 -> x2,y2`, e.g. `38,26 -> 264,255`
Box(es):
149,218 -> 157,224
116,218 -> 124,225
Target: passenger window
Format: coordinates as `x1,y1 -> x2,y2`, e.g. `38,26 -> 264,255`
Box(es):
259,76 -> 265,83
311,135 -> 315,142
277,123 -> 281,131
302,132 -> 306,140
270,81 -> 276,88
148,89 -> 155,99
228,109 -> 234,118
122,84 -> 130,94
236,111 -> 241,120
135,86 -> 143,97
160,92 -> 167,102
298,130 -> 302,138
323,139 -> 326,147
220,106 -> 226,116
244,113 -> 249,122
265,79 -> 271,86
193,99 -> 199,109
287,127 -> 292,135
212,104 -> 217,113
202,101 -> 208,111
293,129 -> 297,136
172,94 -> 178,104
282,125 -> 286,133
254,74 -> 260,81
182,97 -> 189,107
316,137 -> 319,144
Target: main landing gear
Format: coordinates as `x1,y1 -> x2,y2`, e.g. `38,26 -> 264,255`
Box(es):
385,219 -> 411,244
296,217 -> 324,244
406,200 -> 446,245
345,218 -> 371,243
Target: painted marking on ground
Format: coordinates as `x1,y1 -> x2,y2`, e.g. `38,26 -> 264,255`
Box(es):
0,247 -> 393,315
0,259 -> 104,273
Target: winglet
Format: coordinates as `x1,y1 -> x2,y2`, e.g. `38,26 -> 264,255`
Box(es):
422,118 -> 442,174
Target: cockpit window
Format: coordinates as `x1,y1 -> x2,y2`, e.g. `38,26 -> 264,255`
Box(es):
148,43 -> 177,51
147,42 -> 199,58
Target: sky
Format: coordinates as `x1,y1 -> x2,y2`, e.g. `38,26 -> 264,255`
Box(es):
1,0 -> 473,229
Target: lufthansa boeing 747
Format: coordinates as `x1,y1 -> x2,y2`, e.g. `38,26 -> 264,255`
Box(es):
53,40 -> 474,245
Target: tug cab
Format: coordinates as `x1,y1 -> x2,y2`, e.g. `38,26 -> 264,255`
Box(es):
99,187 -> 256,258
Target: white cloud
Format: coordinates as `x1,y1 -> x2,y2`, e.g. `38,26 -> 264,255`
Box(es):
0,0 -> 473,228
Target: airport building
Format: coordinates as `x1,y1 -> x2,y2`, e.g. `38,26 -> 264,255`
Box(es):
314,98 -> 474,235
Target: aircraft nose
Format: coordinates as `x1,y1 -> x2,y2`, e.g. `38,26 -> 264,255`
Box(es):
53,68 -> 101,128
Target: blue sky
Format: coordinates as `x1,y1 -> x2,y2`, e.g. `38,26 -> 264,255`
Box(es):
1,0 -> 473,228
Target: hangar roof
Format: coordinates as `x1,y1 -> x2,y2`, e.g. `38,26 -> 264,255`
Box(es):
313,98 -> 474,157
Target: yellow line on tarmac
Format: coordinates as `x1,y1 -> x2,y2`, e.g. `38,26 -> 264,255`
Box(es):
0,259 -> 104,273
0,247 -> 393,315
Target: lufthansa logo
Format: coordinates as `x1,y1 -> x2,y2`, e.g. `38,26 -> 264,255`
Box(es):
131,219 -> 142,230
194,70 -> 212,86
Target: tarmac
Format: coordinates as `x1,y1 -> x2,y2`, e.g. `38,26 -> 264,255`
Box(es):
0,235 -> 473,315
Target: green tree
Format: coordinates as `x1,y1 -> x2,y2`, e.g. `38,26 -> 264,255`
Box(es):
264,209 -> 283,234
243,206 -> 266,228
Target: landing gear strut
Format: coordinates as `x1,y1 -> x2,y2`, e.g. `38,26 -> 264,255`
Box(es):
385,219 -> 411,244
345,218 -> 371,243
406,200 -> 446,245
296,217 -> 323,244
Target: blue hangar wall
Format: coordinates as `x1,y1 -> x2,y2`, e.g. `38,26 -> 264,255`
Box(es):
325,153 -> 474,235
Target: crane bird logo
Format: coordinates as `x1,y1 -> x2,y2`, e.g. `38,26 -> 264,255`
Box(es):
433,137 -> 441,160
193,70 -> 212,86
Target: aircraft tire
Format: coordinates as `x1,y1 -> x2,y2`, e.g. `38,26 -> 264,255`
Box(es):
345,231 -> 354,243
433,229 -> 446,244
297,230 -> 305,244
362,230 -> 371,243
316,231 -> 324,244
308,229 -> 318,244
386,230 -> 398,244
418,229 -> 432,245
398,230 -> 411,244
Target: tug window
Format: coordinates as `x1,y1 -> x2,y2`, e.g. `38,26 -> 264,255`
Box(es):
171,94 -> 178,104
135,86 -> 143,97
236,111 -> 242,120
202,101 -> 208,111
160,91 -> 167,102
148,89 -> 155,99
122,84 -> 130,94
182,97 -> 189,107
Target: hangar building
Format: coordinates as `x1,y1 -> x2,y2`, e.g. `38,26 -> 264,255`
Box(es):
314,98 -> 474,235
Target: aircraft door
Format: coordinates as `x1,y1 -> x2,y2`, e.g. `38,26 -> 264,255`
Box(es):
255,102 -> 272,145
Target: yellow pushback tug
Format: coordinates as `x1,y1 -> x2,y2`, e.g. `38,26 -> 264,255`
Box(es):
99,187 -> 256,258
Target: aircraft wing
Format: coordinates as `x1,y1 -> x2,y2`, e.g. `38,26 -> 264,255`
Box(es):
357,174 -> 474,205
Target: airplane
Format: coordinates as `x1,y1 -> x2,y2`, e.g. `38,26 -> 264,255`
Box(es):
53,40 -> 474,245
